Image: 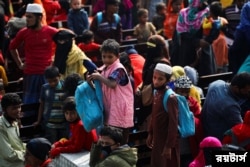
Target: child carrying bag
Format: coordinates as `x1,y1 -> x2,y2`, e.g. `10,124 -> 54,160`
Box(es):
75,80 -> 104,132
163,88 -> 195,138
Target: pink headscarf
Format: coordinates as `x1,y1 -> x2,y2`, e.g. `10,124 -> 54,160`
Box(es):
176,0 -> 209,34
189,136 -> 222,167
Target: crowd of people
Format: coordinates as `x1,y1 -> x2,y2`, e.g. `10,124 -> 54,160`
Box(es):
0,0 -> 250,167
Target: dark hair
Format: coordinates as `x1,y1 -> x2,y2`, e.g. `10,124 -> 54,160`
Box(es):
62,96 -> 76,112
137,8 -> 148,18
231,72 -> 250,89
100,39 -> 120,56
44,66 -> 60,79
105,0 -> 120,7
81,30 -> 94,43
210,1 -> 222,17
119,52 -> 134,75
1,93 -> 22,110
59,0 -> 70,14
156,2 -> 166,13
99,126 -> 123,144
63,73 -> 83,96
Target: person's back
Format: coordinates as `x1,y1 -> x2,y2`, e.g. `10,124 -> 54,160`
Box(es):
124,45 -> 145,90
0,93 -> 25,167
201,73 -> 250,140
67,0 -> 89,36
42,0 -> 61,25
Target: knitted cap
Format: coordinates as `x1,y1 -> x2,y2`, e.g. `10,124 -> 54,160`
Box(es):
26,4 -> 43,14
154,63 -> 172,75
174,76 -> 192,88
26,138 -> 51,161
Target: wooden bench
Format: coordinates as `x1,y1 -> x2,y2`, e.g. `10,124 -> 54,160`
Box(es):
21,102 -> 40,126
122,29 -> 135,40
49,20 -> 68,28
5,80 -> 23,93
198,72 -> 233,96
84,43 -> 148,67
120,43 -> 148,58
121,38 -> 138,45
128,130 -> 151,167
20,124 -> 43,143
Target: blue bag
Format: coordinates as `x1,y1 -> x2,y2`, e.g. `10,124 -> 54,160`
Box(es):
96,12 -> 120,27
75,80 -> 103,132
163,88 -> 195,138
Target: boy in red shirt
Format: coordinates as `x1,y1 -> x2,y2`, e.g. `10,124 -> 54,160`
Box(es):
50,96 -> 98,158
78,30 -> 100,63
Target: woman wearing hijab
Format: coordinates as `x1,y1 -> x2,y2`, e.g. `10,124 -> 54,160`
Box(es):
53,29 -> 90,79
189,136 -> 222,167
171,0 -> 218,76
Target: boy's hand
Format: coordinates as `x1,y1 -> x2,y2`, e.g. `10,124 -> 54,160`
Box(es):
87,70 -> 102,81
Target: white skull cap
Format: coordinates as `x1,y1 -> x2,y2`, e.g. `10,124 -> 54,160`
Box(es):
26,3 -> 43,14
155,63 -> 172,75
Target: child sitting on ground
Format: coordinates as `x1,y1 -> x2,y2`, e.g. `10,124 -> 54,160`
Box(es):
50,96 -> 98,158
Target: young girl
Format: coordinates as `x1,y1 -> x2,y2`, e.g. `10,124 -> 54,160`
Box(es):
88,39 -> 134,144
146,63 -> 180,167
49,96 -> 98,158
133,8 -> 156,43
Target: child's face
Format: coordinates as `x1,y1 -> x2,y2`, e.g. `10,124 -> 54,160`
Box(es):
172,0 -> 182,13
102,51 -> 118,66
47,76 -> 60,88
158,7 -> 166,15
71,0 -> 81,10
64,110 -> 78,122
107,3 -> 119,14
139,13 -> 148,24
153,70 -> 168,88
175,87 -> 190,98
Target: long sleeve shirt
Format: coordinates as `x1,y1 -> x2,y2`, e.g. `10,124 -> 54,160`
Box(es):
0,116 -> 26,167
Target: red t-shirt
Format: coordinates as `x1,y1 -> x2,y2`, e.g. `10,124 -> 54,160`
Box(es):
9,26 -> 58,75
